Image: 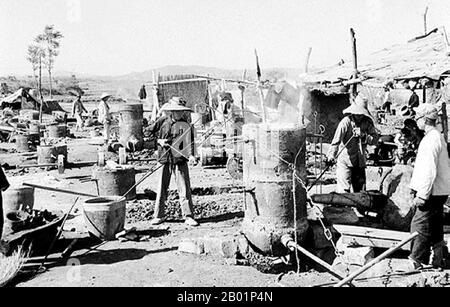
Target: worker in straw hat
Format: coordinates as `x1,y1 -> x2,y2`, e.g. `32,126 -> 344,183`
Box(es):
70,90 -> 88,132
407,103 -> 450,270
145,97 -> 199,227
98,93 -> 112,143
326,94 -> 379,193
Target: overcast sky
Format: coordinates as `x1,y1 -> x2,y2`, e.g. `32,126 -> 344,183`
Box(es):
1,0 -> 449,76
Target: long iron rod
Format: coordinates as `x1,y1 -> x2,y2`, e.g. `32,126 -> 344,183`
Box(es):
334,232 -> 419,287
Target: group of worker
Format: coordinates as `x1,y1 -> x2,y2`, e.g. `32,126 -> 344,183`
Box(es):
328,93 -> 450,271
70,91 -> 112,143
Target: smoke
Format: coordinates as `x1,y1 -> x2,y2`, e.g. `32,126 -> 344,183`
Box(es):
265,79 -> 311,128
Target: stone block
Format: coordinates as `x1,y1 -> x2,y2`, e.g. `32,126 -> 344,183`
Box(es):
178,239 -> 204,255
203,235 -> 239,258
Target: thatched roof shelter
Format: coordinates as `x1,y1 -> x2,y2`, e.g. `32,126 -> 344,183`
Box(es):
304,27 -> 450,88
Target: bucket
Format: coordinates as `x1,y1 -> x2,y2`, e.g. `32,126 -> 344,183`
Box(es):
3,186 -> 35,218
29,121 -> 41,134
92,167 -> 136,200
15,134 -> 31,152
19,110 -> 40,121
83,196 -> 126,241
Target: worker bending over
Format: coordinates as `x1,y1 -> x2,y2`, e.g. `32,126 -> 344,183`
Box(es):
327,95 -> 379,193
145,97 -> 199,227
409,104 -> 450,270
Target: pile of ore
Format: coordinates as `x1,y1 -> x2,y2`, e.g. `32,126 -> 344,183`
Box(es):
126,193 -> 244,223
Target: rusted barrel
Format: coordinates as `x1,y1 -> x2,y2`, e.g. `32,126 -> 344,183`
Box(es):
15,134 -> 32,152
92,167 -> 136,200
37,145 -> 68,164
3,186 -> 35,218
242,123 -> 309,256
83,196 -> 126,241
47,124 -> 67,139
119,104 -> 143,151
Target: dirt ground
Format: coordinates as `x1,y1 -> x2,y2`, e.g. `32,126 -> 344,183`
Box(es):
2,115 -> 450,288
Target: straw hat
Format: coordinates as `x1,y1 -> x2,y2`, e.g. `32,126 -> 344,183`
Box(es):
160,97 -> 192,112
414,103 -> 439,120
100,93 -> 112,100
219,92 -> 234,102
343,95 -> 372,120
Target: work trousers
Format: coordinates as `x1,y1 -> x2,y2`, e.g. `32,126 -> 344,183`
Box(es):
75,113 -> 84,131
410,195 -> 448,265
103,122 -> 110,142
336,162 -> 366,193
154,162 -> 194,219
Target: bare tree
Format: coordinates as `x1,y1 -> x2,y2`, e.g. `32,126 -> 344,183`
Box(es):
35,25 -> 63,100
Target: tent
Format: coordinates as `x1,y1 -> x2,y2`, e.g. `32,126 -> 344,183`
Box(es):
0,88 -> 65,114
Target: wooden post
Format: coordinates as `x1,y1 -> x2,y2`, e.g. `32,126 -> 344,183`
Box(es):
350,28 -> 358,99
423,6 -> 429,35
334,232 -> 419,287
304,47 -> 312,73
240,70 -> 246,122
151,71 -> 159,122
254,49 -> 267,123
38,55 -> 44,123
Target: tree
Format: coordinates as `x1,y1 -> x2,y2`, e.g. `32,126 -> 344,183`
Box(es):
35,25 -> 63,100
26,43 -> 45,122
26,44 -> 41,88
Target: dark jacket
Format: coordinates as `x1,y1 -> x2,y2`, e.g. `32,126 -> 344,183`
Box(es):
0,167 -> 9,192
408,92 -> 420,109
145,116 -> 195,164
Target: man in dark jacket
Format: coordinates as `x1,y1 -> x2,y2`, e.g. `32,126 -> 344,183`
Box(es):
138,85 -> 147,100
145,97 -> 198,227
0,166 -> 10,239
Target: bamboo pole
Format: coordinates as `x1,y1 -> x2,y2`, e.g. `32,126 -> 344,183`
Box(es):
254,49 -> 267,123
334,232 -> 419,287
304,47 -> 312,73
23,182 -> 98,198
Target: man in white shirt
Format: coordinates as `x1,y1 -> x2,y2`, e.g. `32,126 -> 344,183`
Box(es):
409,103 -> 450,269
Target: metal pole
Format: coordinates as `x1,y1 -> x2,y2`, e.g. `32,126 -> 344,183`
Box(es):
334,232 -> 419,287
23,182 -> 98,198
281,235 -> 355,287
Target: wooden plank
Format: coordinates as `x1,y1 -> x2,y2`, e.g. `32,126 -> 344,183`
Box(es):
334,224 -> 412,251
334,224 -> 410,240
341,235 -> 410,251
157,78 -> 208,85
